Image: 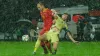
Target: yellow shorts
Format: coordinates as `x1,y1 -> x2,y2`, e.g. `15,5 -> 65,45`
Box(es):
46,29 -> 59,43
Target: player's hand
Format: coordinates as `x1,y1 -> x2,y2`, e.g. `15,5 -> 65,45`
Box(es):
53,20 -> 56,24
73,41 -> 79,45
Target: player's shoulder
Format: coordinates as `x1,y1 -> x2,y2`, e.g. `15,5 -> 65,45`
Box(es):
44,8 -> 51,12
57,16 -> 63,21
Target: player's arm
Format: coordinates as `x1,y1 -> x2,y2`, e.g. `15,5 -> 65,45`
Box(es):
64,23 -> 75,42
64,23 -> 79,44
51,9 -> 58,20
67,30 -> 79,44
67,32 -> 76,43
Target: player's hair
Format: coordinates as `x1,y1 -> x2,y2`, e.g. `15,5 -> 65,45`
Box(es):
63,13 -> 69,15
63,13 -> 71,22
38,1 -> 44,5
38,1 -> 49,8
38,1 -> 46,7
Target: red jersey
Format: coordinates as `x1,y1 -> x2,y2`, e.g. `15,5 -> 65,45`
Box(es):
39,8 -> 53,35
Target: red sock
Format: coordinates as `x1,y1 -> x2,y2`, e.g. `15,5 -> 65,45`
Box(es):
45,41 -> 52,53
40,41 -> 48,53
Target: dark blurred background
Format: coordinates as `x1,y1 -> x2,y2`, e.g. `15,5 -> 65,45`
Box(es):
0,0 -> 100,41
0,0 -> 100,32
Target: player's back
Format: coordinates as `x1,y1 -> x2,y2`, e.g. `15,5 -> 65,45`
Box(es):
40,8 -> 53,27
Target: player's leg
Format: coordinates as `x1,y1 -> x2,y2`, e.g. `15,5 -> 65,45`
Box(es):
33,37 -> 41,54
66,30 -> 79,44
51,33 -> 59,55
33,34 -> 48,54
52,41 -> 58,54
39,33 -> 49,54
45,40 -> 52,53
34,29 -> 48,54
40,40 -> 48,54
39,32 -> 52,54
45,32 -> 52,54
33,32 -> 47,54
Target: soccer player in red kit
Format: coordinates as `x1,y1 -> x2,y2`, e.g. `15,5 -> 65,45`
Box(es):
33,2 -> 53,54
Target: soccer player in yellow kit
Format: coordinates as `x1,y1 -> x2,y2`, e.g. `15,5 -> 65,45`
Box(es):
46,9 -> 79,54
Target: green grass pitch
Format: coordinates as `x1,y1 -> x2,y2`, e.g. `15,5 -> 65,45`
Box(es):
0,41 -> 100,56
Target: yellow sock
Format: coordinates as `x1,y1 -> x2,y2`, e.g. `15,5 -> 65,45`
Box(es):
33,39 -> 41,52
34,47 -> 37,52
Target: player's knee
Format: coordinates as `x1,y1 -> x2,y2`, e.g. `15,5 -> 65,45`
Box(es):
53,42 -> 58,47
53,44 -> 57,50
38,37 -> 42,41
39,34 -> 46,40
38,36 -> 44,41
